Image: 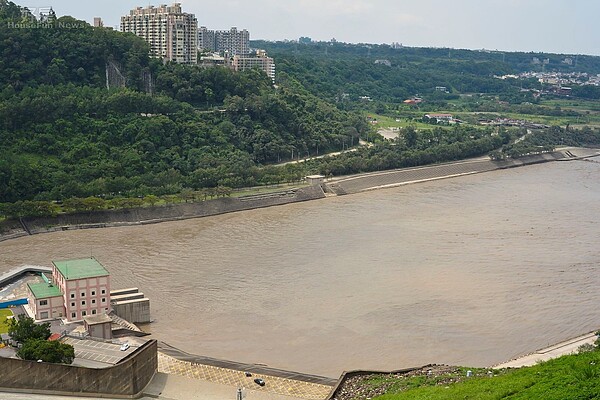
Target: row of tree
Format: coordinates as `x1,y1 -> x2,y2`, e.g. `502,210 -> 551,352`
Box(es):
7,314 -> 74,364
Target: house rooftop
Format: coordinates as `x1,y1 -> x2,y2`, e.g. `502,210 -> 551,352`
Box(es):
28,282 -> 63,299
53,257 -> 110,280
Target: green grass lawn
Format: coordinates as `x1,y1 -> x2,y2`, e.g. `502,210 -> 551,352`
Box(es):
0,309 -> 14,335
375,350 -> 600,400
368,113 -> 458,131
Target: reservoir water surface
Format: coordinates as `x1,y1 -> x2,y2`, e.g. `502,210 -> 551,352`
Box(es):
1,161 -> 599,377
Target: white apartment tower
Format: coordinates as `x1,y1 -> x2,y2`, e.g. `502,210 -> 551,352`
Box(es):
199,26 -> 250,56
231,50 -> 276,83
121,3 -> 198,64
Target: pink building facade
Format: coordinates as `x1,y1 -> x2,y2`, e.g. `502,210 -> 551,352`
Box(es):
27,282 -> 64,321
52,258 -> 112,322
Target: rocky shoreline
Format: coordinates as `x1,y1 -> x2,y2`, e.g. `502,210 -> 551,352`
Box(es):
329,365 -> 501,400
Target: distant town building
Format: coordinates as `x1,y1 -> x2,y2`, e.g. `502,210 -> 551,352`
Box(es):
199,26 -> 250,56
403,97 -> 423,105
374,59 -> 392,67
93,17 -> 104,27
199,52 -> 227,67
121,3 -> 198,64
562,57 -> 573,65
299,36 -> 312,44
424,113 -> 454,123
230,49 -> 276,83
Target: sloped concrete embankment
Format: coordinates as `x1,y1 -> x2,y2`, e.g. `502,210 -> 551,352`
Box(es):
328,152 -> 567,195
0,186 -> 325,242
0,219 -> 29,242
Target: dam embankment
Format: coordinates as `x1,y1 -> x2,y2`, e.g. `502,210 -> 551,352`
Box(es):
0,185 -> 325,242
1,147 -> 598,243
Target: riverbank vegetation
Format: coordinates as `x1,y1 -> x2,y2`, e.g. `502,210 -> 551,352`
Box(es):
335,340 -> 600,400
7,314 -> 74,364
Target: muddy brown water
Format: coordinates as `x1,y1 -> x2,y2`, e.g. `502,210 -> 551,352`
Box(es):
1,161 -> 599,377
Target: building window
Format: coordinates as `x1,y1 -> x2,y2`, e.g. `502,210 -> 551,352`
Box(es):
81,292 -> 85,297
101,298 -> 106,303
39,300 -> 48,306
101,289 -> 106,295
71,312 -> 77,319
92,309 -> 97,315
71,302 -> 75,307
70,293 -> 75,299
81,300 -> 86,306
105,308 -> 109,312
92,299 -> 96,304
91,290 -> 96,296
82,311 -> 87,317
40,311 -> 48,319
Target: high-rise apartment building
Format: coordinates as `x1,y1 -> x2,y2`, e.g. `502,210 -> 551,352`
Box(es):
121,3 -> 198,64
231,50 -> 275,83
199,26 -> 250,56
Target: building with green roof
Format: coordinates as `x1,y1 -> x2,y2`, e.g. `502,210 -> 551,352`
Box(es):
27,282 -> 64,321
51,257 -> 112,322
28,282 -> 63,299
52,257 -> 110,281
26,257 -> 112,322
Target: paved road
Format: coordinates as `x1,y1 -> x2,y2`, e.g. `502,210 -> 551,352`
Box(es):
493,331 -> 598,369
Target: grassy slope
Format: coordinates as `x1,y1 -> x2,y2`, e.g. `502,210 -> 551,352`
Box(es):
376,351 -> 600,400
0,309 -> 14,334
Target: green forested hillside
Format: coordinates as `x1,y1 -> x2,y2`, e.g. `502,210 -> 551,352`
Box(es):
0,1 -> 368,204
2,0 -> 600,216
253,40 -> 600,104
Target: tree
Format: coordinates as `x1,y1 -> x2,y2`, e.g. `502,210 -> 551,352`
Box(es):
16,339 -> 75,364
8,314 -> 51,344
402,126 -> 418,148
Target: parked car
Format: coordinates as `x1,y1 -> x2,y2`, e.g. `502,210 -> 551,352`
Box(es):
120,343 -> 130,351
245,371 -> 252,377
254,378 -> 265,386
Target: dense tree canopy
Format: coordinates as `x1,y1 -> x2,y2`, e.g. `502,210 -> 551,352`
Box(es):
8,314 -> 51,343
2,0 -> 599,216
16,338 -> 75,364
0,1 -> 368,204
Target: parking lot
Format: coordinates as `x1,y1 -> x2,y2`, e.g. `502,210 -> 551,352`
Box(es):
62,337 -> 134,366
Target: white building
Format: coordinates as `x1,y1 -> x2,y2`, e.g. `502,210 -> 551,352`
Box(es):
230,50 -> 275,82
199,26 -> 250,56
121,3 -> 198,64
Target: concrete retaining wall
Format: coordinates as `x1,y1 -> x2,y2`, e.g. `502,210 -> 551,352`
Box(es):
0,185 -> 325,242
113,299 -> 151,324
0,339 -> 157,398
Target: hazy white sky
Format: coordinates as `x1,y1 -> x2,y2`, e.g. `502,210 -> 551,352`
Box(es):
19,0 -> 600,55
